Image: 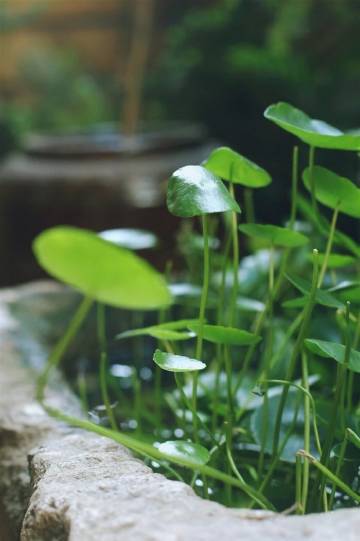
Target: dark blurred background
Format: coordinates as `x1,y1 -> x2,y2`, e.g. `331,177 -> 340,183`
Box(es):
0,0 -> 359,286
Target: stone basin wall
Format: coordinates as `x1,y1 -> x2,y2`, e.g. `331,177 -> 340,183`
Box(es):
0,282 -> 358,540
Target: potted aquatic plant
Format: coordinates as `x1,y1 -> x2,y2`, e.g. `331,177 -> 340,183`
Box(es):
31,102 -> 360,514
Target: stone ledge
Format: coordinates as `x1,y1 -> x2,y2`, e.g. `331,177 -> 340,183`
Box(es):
0,282 -> 358,540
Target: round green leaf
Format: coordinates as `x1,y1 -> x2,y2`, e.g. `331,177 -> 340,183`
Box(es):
203,146 -> 271,188
167,165 -> 241,217
99,228 -> 157,250
156,440 -> 210,466
153,349 -> 206,372
303,166 -> 360,218
188,323 -> 261,346
305,339 -> 360,373
239,223 -> 308,248
33,226 -> 172,310
264,102 -> 360,150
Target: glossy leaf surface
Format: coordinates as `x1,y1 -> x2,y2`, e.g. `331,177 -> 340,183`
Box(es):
264,102 -> 360,150
157,440 -> 210,466
153,349 -> 206,372
167,165 -> 240,217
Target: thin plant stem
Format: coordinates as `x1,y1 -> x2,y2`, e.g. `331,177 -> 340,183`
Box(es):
258,243 -> 274,476
97,303 -> 118,432
229,181 -> 240,324
298,450 -> 360,505
131,368 -> 142,433
36,296 -> 93,401
296,454 -> 303,514
155,260 -> 173,432
329,430 -> 349,509
77,370 -> 89,413
308,146 -> 317,214
234,249 -> 290,395
193,214 -> 211,442
265,379 -> 321,456
271,249 -> 319,457
250,398 -> 301,506
41,402 -> 275,510
224,422 -> 272,510
289,146 -> 299,229
318,204 -> 340,287
244,188 -> 255,223
301,351 -> 311,512
315,302 -> 352,508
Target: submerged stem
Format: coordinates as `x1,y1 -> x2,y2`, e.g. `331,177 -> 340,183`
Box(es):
36,296 -> 93,401
318,204 -> 340,287
271,249 -> 319,457
193,214 -> 211,441
97,303 -> 118,432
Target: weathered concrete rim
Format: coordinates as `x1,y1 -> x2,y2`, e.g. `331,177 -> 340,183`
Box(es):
0,281 -> 359,540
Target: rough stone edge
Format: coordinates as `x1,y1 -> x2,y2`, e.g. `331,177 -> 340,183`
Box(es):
0,281 -> 359,541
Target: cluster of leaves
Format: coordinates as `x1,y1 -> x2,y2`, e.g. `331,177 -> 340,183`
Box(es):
33,101 -> 360,513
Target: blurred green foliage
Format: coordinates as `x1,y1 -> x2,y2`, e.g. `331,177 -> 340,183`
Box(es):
147,0 -> 360,221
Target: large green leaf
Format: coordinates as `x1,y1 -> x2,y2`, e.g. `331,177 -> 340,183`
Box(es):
305,339 -> 360,373
33,226 -> 171,309
153,349 -> 206,372
239,223 -> 308,248
303,166 -> 360,218
203,146 -> 271,188
167,165 -> 240,217
116,319 -> 198,341
156,440 -> 210,466
99,228 -> 157,250
188,323 -> 261,346
264,102 -> 360,150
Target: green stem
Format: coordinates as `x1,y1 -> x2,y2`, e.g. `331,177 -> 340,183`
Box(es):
271,249 -> 319,457
132,368 -> 142,433
41,402 -> 275,509
308,146 -> 317,214
289,146 -> 299,229
329,430 -> 348,509
229,182 -> 240,325
315,302 -> 352,508
234,249 -> 290,395
296,454 -> 303,514
301,351 -> 310,512
318,204 -> 340,287
298,450 -> 360,505
244,188 -> 255,223
36,296 -> 93,401
193,214 -> 210,441
258,243 -> 274,476
97,303 -> 118,432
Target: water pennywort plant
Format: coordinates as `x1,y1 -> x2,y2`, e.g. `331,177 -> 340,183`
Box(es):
32,103 -> 360,514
